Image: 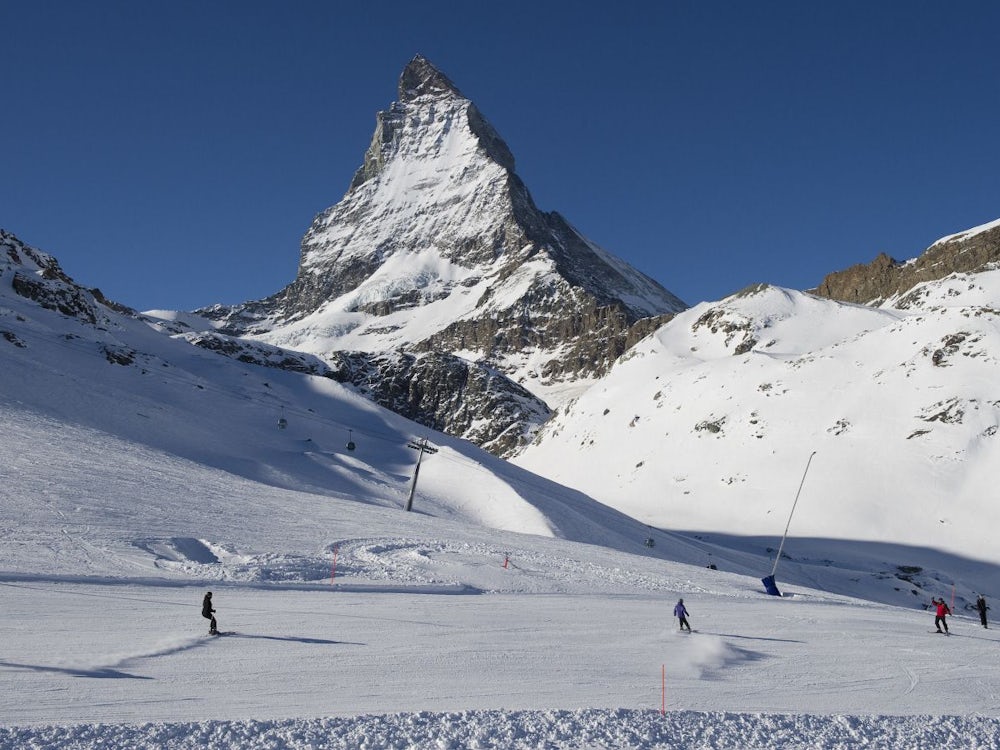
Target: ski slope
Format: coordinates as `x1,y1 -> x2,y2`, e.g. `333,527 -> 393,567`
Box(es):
3,369 -> 1000,748
4,237 -> 1000,747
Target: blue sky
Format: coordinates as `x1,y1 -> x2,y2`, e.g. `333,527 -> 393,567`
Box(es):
3,1 -> 999,310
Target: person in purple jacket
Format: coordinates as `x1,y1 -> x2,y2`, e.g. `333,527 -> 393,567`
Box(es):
674,598 -> 691,632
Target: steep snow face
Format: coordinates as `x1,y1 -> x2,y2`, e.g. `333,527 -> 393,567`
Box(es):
515,278 -> 1000,565
299,99 -> 516,292
197,56 -> 685,410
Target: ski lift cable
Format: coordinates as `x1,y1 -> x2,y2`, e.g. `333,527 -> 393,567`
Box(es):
15,327 -> 577,489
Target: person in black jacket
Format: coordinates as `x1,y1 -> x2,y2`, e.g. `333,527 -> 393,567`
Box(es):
977,594 -> 989,629
202,591 -> 218,635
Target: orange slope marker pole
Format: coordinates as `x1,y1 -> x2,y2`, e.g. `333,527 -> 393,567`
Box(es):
661,664 -> 665,715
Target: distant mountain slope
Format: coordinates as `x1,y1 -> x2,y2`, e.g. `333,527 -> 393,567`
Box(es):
193,56 -> 685,451
813,217 -> 1000,304
515,276 -> 1000,568
0,228 -> 670,558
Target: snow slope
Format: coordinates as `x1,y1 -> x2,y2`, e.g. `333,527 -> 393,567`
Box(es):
4,406 -> 1000,748
5,238 -> 1000,746
516,278 -> 1000,607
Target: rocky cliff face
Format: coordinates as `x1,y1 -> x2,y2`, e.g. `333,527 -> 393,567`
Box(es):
813,219 -> 1000,305
196,55 -> 687,454
1,230 -> 130,327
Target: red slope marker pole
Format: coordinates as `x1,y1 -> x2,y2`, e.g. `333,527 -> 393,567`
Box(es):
661,664 -> 665,715
331,545 -> 338,584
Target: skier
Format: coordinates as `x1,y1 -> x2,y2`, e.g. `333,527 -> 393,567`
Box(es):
976,594 -> 989,629
932,597 -> 950,634
674,598 -> 692,632
202,591 -> 218,635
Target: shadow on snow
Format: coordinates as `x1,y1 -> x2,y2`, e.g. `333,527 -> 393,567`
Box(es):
0,660 -> 152,680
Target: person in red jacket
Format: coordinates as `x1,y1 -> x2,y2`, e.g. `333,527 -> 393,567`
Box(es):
933,597 -> 951,634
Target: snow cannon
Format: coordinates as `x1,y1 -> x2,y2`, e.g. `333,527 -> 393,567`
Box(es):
762,575 -> 782,597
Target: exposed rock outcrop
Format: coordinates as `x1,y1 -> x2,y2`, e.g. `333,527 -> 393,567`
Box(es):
813,220 -> 1000,305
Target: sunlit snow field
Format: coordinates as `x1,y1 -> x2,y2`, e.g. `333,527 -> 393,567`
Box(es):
3,406 -> 1000,748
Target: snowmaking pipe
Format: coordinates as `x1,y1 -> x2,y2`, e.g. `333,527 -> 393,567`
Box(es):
770,451 -> 817,578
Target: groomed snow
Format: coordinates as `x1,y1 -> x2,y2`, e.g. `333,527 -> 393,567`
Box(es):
3,375 -> 1000,747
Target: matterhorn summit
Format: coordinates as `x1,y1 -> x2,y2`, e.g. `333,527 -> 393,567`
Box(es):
196,55 -> 686,453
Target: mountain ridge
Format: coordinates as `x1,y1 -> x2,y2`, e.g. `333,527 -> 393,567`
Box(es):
813,218 -> 1000,304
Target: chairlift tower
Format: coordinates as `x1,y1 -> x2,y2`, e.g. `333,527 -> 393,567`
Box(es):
405,437 -> 438,512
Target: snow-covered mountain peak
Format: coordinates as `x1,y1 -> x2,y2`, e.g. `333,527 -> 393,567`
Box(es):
199,55 -> 684,332
398,54 -> 466,102
193,56 -> 685,451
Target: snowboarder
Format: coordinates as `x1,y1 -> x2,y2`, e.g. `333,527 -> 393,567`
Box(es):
674,598 -> 691,632
202,591 -> 218,635
976,594 -> 989,629
932,597 -> 950,634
